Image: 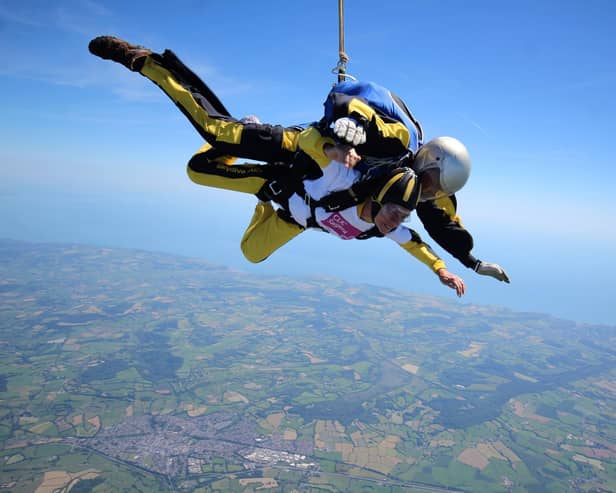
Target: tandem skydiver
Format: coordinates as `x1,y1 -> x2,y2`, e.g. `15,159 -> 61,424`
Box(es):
316,79 -> 510,284
87,36 -> 504,295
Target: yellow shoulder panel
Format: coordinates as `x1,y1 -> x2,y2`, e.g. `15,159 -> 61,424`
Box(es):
297,126 -> 337,168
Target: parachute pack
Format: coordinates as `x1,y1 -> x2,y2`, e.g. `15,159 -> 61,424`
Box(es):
322,80 -> 424,153
259,81 -> 424,219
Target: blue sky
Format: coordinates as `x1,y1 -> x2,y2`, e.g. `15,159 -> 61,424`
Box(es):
1,0 -> 615,325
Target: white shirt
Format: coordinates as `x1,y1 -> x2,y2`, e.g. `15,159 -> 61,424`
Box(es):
287,160 -> 413,245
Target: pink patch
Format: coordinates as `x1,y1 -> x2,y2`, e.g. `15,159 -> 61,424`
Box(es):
321,212 -> 362,239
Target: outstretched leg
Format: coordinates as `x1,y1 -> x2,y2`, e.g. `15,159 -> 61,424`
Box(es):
89,36 -> 300,164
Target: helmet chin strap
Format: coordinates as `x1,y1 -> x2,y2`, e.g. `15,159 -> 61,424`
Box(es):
360,200 -> 381,223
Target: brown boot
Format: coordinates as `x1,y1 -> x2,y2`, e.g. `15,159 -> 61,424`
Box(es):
88,36 -> 152,71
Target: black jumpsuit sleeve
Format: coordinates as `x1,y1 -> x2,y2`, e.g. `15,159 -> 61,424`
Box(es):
416,195 -> 480,269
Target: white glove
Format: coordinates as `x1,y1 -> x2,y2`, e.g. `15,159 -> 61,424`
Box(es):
333,117 -> 367,146
475,261 -> 510,283
240,114 -> 261,124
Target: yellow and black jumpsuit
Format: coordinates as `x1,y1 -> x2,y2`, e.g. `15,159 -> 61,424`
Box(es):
135,50 -> 477,271
135,50 -> 340,262
416,195 -> 480,270
322,89 -> 416,158
323,87 -> 482,271
138,51 -> 298,172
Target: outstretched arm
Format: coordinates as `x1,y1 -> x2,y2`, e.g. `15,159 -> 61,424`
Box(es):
416,196 -> 510,283
395,228 -> 466,297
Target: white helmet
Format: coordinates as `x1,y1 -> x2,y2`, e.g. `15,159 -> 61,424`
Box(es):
414,136 -> 471,197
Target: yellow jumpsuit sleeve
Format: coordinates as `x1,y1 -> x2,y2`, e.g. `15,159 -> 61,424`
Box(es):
296,126 -> 337,168
399,237 -> 446,273
347,98 -> 410,149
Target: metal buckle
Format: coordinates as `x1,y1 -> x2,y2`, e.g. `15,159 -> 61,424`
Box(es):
268,180 -> 283,196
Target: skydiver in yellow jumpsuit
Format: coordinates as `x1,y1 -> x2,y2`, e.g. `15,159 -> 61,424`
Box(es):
88,36 -> 506,295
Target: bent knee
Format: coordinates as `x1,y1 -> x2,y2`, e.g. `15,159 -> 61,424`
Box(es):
186,164 -> 206,186
187,152 -> 217,174
186,152 -> 222,186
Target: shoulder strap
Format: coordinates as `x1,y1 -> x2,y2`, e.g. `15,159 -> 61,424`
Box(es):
255,151 -> 323,205
356,226 -> 383,240
389,91 -> 423,144
315,176 -> 379,212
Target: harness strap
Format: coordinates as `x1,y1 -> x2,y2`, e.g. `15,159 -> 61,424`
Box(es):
257,160 -> 388,233
255,151 -> 322,204
261,177 -> 385,238
390,91 -> 424,144
256,154 -> 410,236
356,226 -> 383,240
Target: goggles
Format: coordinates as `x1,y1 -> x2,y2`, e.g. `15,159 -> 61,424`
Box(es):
419,168 -> 447,201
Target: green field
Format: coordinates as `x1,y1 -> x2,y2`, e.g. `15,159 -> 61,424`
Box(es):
1,239 -> 615,492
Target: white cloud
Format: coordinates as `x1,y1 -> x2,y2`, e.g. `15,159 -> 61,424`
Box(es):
0,56 -> 163,104
0,0 -> 111,33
